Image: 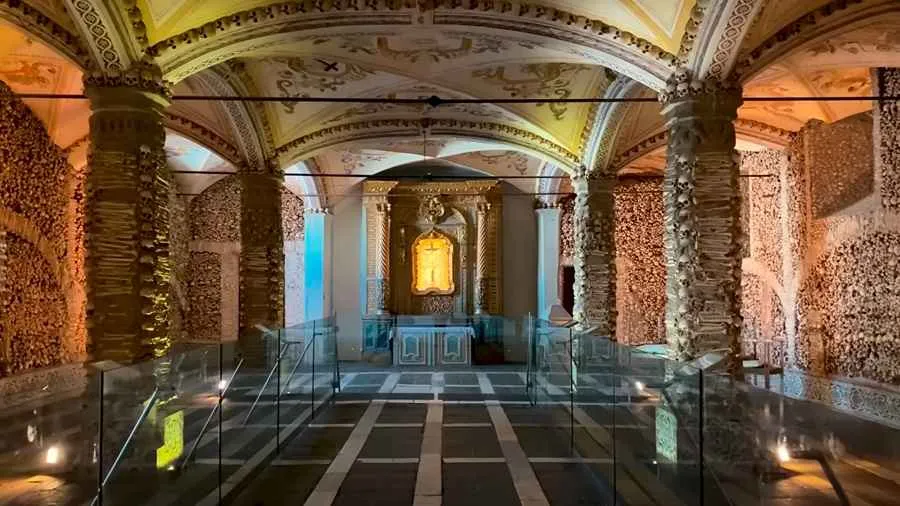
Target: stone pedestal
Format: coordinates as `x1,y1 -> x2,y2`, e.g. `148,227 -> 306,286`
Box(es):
660,72 -> 743,373
571,167 -> 616,336
84,77 -> 171,364
239,169 -> 284,367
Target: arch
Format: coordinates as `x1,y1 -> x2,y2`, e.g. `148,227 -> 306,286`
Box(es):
534,162 -> 568,207
283,159 -> 327,211
733,1 -> 900,82
275,120 -> 580,173
0,7 -> 90,68
149,5 -> 675,89
192,67 -> 269,170
584,77 -> 644,173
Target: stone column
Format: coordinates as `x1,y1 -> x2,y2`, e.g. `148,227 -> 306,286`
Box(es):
239,165 -> 284,367
535,204 -> 561,318
659,72 -> 743,372
373,201 -> 391,315
782,131 -> 809,368
84,72 -> 172,364
571,166 -> 616,336
303,208 -> 333,321
474,199 -> 491,315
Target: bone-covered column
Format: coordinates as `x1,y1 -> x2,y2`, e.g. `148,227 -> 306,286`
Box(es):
571,167 -> 616,336
660,72 -> 743,373
84,71 -> 172,363
239,164 -> 284,366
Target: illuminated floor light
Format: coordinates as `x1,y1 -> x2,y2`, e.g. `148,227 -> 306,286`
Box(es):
218,379 -> 228,392
46,446 -> 61,465
634,381 -> 645,392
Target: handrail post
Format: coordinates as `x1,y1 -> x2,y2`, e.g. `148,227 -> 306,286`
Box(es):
333,315 -> 341,393
276,329 -> 281,455
218,342 -> 223,506
97,369 -> 104,506
311,320 -> 317,416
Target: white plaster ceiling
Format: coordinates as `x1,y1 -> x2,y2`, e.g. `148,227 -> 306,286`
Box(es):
137,0 -> 697,53
166,131 -> 236,196
0,19 -> 88,149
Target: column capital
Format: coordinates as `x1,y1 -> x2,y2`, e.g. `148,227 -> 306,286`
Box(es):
659,69 -> 742,120
84,62 -> 172,102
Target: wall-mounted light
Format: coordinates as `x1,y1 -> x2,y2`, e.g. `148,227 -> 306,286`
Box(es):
775,444 -> 791,463
218,379 -> 228,392
634,381 -> 645,393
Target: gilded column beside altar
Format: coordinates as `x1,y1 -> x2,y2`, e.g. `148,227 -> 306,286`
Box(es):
374,201 -> 391,315
474,199 -> 491,315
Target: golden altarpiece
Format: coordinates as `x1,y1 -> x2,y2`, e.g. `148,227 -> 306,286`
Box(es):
361,180 -> 502,365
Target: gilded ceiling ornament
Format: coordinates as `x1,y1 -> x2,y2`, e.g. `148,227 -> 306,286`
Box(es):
0,61 -> 57,86
472,63 -> 587,120
419,195 -> 446,224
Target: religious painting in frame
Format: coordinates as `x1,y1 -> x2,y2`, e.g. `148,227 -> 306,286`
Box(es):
411,229 -> 455,296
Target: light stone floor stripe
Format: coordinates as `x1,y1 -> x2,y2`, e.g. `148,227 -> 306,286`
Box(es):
414,401 -> 443,506
486,401 -> 550,506
358,457 -> 421,464
379,373 -> 401,393
338,372 -> 359,390
477,372 -> 495,394
303,401 -> 385,506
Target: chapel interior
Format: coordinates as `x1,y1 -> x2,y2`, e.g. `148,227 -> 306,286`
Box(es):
1,1 -> 900,505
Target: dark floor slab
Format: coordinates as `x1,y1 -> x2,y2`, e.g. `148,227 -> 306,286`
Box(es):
347,374 -> 389,386
333,462 -> 418,506
502,405 -> 568,426
196,426 -> 278,460
443,386 -> 481,395
280,426 -> 353,459
444,373 -> 478,385
232,464 -> 328,506
493,386 -> 529,399
442,426 -> 503,458
532,462 -> 617,506
311,403 -> 368,424
443,462 -> 519,506
443,404 -> 490,424
513,426 -> 593,458
360,427 -> 423,459
398,373 -> 432,385
580,405 -> 647,427
487,373 -> 524,386
376,403 -> 427,424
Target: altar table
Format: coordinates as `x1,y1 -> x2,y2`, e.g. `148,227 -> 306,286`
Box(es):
392,326 -> 473,366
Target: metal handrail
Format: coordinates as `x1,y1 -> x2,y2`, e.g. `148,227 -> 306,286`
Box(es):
180,357 -> 244,471
280,328 -> 326,395
91,387 -> 160,506
243,341 -> 289,425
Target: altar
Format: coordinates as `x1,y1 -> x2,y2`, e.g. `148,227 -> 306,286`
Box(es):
392,325 -> 473,366
361,177 -> 503,364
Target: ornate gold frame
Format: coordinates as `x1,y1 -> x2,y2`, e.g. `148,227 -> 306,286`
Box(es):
410,229 -> 456,296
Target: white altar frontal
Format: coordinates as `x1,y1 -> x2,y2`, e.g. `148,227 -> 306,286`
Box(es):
392,325 -> 473,366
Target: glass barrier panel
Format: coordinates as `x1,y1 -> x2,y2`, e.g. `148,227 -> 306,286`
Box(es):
0,365 -> 100,506
97,343 -> 217,505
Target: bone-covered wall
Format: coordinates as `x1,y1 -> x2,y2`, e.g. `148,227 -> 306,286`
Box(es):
614,178 -> 665,344
186,175 -> 304,340
0,80 -> 85,377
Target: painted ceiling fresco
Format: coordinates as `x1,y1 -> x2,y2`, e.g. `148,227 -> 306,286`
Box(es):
236,31 -> 616,155
137,0 -> 697,53
0,19 -> 88,148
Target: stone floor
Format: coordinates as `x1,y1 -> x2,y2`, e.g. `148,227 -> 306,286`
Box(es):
2,368 -> 900,505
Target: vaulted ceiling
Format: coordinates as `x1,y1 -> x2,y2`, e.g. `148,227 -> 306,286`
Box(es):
3,0 -> 900,200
